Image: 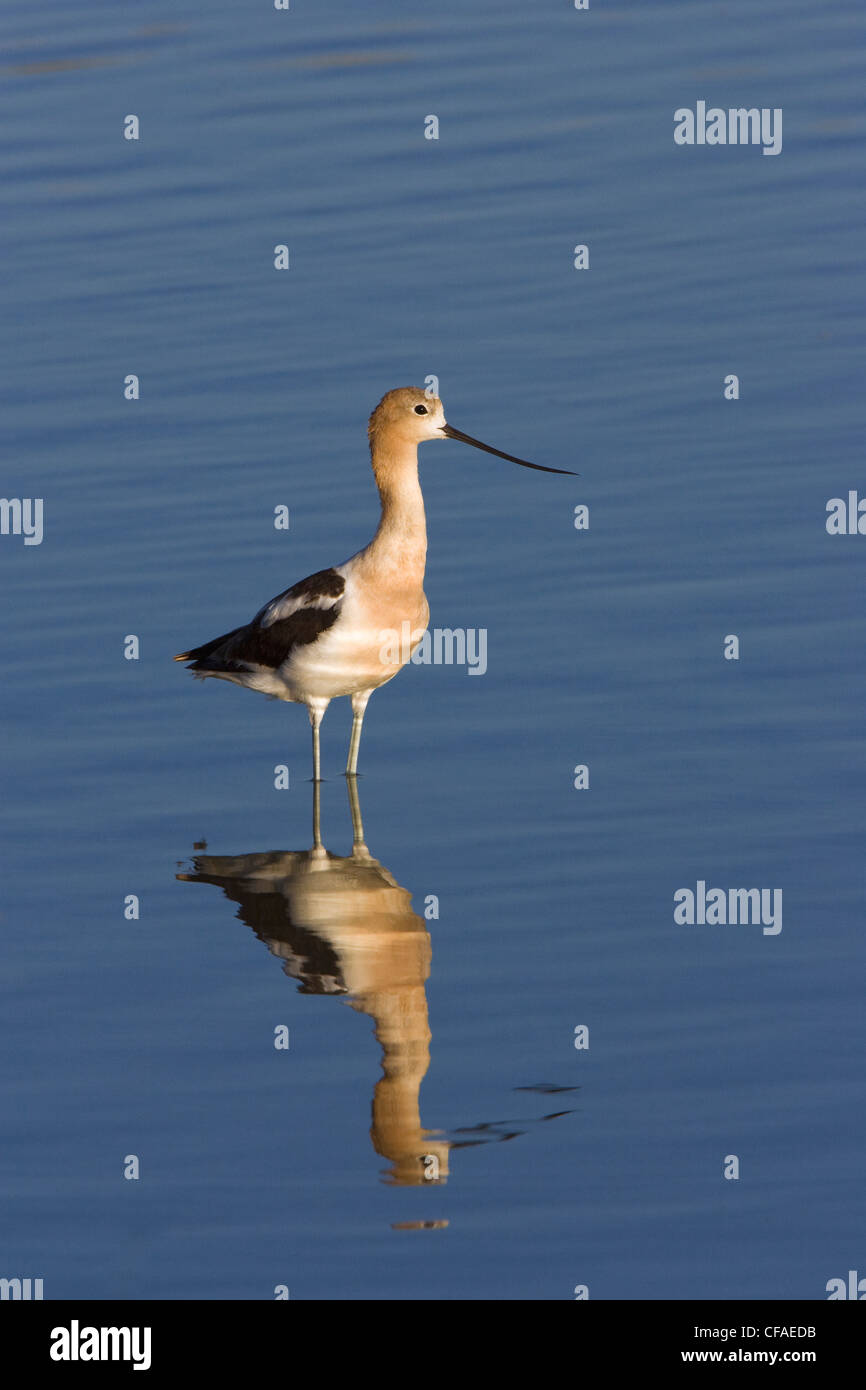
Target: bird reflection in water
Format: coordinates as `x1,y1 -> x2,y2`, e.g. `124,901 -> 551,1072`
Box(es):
178,777 -> 449,1187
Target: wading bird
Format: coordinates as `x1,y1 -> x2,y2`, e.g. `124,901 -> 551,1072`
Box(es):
175,387 -> 573,779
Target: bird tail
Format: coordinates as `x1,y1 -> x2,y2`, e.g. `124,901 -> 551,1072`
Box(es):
174,626 -> 246,669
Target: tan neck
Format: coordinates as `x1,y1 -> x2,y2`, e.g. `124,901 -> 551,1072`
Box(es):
364,438 -> 427,579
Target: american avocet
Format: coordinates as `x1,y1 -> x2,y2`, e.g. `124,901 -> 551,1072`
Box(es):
175,387 -> 574,780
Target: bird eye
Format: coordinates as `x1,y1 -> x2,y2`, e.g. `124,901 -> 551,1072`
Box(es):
414,404 -> 428,415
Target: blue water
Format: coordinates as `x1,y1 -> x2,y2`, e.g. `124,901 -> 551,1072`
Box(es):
1,0 -> 864,1299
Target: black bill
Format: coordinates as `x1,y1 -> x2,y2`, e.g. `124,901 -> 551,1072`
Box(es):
441,423 -> 576,475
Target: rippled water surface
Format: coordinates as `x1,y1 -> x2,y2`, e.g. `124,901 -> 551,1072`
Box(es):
1,0 -> 864,1299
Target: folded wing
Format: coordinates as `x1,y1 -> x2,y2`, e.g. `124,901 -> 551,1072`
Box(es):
175,568 -> 346,676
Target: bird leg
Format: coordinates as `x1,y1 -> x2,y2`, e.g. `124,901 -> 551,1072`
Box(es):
306,699 -> 329,782
311,776 -> 323,852
346,689 -> 373,777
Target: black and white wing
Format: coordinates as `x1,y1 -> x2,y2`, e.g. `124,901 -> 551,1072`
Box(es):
175,568 -> 346,676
